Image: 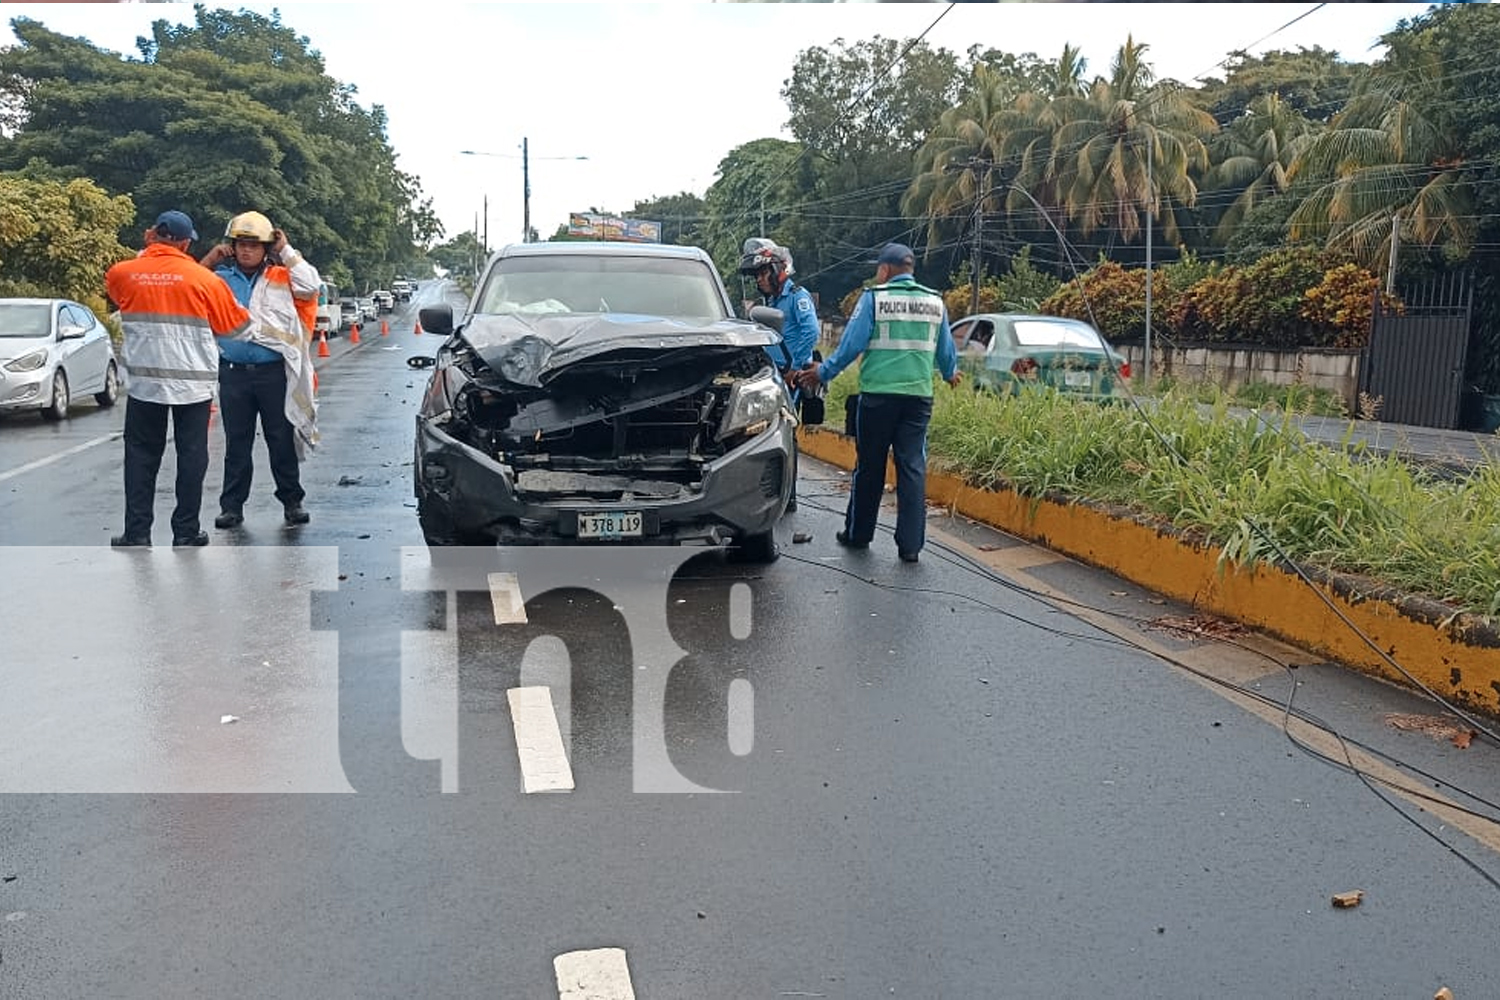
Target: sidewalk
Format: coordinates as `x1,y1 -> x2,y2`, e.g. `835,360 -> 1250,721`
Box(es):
1289,412 -> 1498,475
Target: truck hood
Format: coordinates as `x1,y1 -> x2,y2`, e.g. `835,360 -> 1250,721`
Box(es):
459,313 -> 780,387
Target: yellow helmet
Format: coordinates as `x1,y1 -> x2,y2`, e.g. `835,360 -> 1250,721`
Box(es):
225,211 -> 274,243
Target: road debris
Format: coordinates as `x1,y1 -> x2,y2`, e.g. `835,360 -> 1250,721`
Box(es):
792,532 -> 813,544
1331,890 -> 1364,908
1144,614 -> 1247,641
220,715 -> 240,725
336,475 -> 363,486
1384,713 -> 1478,749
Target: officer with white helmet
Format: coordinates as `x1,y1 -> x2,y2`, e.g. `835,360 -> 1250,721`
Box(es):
739,237 -> 819,510
199,210 -> 322,528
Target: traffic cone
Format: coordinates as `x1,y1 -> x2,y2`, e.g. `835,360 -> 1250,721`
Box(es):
349,323 -> 361,344
317,330 -> 330,358
380,319 -> 389,337
414,319 -> 422,336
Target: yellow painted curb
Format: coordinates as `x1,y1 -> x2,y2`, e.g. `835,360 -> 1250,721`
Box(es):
798,425 -> 1500,717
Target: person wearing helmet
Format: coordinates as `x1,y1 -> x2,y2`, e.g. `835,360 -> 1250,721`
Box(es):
199,210 -> 321,529
738,238 -> 819,510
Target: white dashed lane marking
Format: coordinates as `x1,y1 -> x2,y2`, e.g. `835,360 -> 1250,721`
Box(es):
507,686 -> 574,793
553,948 -> 636,1000
488,571 -> 528,624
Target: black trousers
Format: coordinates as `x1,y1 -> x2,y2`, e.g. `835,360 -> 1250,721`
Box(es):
844,392 -> 934,556
123,395 -> 211,539
218,361 -> 304,513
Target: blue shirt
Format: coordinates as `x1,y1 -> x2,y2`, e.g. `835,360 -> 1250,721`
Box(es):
214,264 -> 281,365
761,278 -> 819,373
817,274 -> 958,387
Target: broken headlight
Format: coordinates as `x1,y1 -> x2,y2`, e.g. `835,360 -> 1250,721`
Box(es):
715,369 -> 785,441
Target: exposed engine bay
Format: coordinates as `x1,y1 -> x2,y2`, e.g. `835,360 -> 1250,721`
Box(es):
434,338 -> 779,502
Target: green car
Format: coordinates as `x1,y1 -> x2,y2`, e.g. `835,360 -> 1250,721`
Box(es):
953,313 -> 1130,399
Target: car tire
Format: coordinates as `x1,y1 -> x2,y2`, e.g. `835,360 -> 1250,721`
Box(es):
95,360 -> 120,407
730,530 -> 779,565
41,370 -> 69,421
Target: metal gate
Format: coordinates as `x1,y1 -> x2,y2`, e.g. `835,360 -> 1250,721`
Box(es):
1360,271 -> 1473,428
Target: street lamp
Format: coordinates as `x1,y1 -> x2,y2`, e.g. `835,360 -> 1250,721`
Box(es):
460,139 -> 589,243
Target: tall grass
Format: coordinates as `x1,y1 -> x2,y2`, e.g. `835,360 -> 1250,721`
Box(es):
890,383 -> 1500,620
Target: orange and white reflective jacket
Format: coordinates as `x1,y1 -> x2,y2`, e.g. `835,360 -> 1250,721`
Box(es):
105,243 -> 250,405
231,248 -> 322,454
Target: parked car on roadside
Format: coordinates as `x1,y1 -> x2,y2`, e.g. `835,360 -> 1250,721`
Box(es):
953,313 -> 1130,399
358,297 -> 378,323
0,298 -> 120,420
372,290 -> 394,314
408,241 -> 792,561
339,299 -> 360,332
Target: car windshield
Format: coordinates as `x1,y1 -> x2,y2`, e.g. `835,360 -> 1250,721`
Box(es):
1012,319 -> 1106,350
0,302 -> 52,338
476,255 -> 728,320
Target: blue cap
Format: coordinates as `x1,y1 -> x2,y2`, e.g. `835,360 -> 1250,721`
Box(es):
875,242 -> 915,267
153,210 -> 198,242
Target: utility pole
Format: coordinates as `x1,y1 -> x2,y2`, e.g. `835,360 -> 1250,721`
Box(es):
522,137 -> 531,244
947,156 -> 993,314
1386,211 -> 1401,293
482,194 -> 488,256
1143,137 -> 1153,385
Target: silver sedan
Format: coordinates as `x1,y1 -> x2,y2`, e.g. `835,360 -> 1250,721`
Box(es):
0,297 -> 120,420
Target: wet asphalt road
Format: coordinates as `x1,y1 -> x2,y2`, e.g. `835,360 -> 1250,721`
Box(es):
3,283 -> 1500,998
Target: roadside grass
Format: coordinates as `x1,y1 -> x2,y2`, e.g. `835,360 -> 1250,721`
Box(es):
819,369 -> 1500,621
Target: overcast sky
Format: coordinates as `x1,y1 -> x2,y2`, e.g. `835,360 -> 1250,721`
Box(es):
1,2 -> 1444,246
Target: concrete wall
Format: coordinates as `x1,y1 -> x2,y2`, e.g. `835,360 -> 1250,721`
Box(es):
1119,342 -> 1362,410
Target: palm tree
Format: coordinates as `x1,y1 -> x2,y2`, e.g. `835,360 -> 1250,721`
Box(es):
1202,92 -> 1320,244
1286,40 -> 1472,269
902,63 -> 1015,254
1047,37 -> 1216,246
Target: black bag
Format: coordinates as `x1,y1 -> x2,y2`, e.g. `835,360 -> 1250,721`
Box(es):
799,393 -> 825,426
844,393 -> 860,437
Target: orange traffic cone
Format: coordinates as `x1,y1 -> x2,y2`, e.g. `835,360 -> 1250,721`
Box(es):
349,323 -> 361,344
380,319 -> 389,337
317,330 -> 330,358
414,319 -> 423,336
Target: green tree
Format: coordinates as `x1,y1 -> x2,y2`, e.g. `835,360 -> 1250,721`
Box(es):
627,191 -> 707,248
776,36 -> 964,303
1048,37 -> 1216,246
1194,47 -> 1361,124
0,172 -> 135,312
1286,28 -> 1472,270
1202,92 -> 1320,244
0,9 -> 438,293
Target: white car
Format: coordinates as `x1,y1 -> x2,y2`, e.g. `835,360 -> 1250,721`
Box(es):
359,297 -> 378,323
0,298 -> 120,420
372,290 -> 394,314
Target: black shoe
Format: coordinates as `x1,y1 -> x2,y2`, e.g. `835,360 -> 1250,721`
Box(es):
172,531 -> 209,547
899,550 -> 920,564
283,504 -> 310,526
835,530 -> 869,550
110,534 -> 151,548
214,510 -> 244,529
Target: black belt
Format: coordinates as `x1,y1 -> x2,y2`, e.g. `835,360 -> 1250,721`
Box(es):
221,360 -> 280,370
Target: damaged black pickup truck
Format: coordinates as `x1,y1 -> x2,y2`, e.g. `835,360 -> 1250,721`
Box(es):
409,242 -> 795,562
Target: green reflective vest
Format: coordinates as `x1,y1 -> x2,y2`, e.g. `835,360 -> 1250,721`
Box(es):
858,280 -> 945,397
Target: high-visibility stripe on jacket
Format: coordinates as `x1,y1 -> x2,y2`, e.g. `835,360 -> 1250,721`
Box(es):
105,243 -> 251,405
858,280 -> 947,397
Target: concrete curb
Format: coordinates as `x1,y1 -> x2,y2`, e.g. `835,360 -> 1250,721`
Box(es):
797,424 -> 1500,718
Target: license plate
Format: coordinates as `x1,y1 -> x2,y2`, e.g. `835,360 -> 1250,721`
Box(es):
1064,371 -> 1092,389
577,511 -> 643,539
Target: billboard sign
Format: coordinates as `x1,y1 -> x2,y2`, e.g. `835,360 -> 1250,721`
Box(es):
567,213 -> 663,243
